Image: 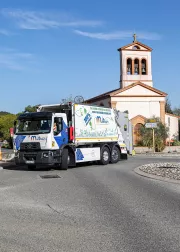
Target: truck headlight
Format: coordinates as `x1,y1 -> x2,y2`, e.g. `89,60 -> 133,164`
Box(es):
43,152 -> 53,158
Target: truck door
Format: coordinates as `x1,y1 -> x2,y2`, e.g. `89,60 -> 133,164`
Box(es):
53,117 -> 69,147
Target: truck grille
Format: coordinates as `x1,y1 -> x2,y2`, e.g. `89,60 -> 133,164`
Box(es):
24,153 -> 37,160
20,142 -> 40,150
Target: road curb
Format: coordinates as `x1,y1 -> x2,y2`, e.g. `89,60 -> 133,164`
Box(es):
134,166 -> 180,185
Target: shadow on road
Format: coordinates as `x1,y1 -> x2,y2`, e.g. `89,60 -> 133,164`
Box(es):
1,161 -> 101,172
1,161 -> 95,171
1,162 -> 52,172
1,159 -> 127,172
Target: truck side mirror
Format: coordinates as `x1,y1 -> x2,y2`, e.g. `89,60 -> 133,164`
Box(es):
13,120 -> 17,134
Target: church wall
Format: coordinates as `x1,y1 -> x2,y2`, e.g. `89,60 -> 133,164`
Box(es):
115,85 -> 159,96
111,96 -> 165,103
114,100 -> 161,120
125,45 -> 148,50
165,114 -> 179,140
123,81 -> 153,88
86,38 -> 179,144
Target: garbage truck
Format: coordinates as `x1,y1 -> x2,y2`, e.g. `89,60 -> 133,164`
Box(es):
13,103 -> 129,170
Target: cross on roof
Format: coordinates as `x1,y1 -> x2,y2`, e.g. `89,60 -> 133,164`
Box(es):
133,33 -> 137,42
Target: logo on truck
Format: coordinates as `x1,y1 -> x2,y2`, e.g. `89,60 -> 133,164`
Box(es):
95,116 -> 108,124
30,136 -> 47,141
84,113 -> 92,125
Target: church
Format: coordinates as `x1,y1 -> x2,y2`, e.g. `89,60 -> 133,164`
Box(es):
85,34 -> 179,145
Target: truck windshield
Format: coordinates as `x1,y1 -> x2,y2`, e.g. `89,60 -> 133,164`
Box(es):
16,118 -> 52,135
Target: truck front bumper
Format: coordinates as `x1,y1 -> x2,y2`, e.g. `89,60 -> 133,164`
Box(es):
15,150 -> 61,166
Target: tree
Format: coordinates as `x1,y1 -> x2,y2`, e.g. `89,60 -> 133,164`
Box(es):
173,107 -> 180,116
0,111 -> 10,116
24,105 -> 38,112
165,97 -> 173,114
16,104 -> 41,117
0,114 -> 17,147
139,117 -> 169,152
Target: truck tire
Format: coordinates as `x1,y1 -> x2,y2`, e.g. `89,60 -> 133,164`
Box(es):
111,146 -> 120,163
61,148 -> 68,170
27,165 -> 36,170
100,146 -> 110,165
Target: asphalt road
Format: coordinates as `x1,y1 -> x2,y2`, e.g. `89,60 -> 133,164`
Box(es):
0,156 -> 180,252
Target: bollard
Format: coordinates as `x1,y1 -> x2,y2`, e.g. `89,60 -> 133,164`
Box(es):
132,149 -> 136,156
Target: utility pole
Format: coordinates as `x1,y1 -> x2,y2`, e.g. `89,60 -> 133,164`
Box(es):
145,121 -> 157,153
152,128 -> 155,153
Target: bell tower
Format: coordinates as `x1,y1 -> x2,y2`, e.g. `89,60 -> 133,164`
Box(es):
117,34 -> 153,89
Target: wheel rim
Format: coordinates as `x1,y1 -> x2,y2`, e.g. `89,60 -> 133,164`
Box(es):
103,151 -> 109,161
112,149 -> 118,161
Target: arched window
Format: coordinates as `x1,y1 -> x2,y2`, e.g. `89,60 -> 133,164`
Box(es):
132,45 -> 140,50
134,58 -> 139,75
127,58 -> 132,75
100,102 -> 104,107
141,59 -> 147,75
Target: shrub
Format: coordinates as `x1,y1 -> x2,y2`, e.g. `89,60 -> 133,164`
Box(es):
139,117 -> 168,152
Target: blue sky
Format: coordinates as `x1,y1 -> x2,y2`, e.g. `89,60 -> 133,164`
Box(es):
0,0 -> 180,113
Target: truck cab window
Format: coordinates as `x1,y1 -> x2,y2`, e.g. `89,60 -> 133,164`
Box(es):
53,117 -> 63,136
41,120 -> 50,130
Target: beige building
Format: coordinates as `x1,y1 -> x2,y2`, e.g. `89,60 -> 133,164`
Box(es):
85,35 -> 179,144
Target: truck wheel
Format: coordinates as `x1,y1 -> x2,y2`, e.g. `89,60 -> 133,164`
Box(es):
111,146 -> 120,163
61,148 -> 68,170
100,147 -> 110,165
27,165 -> 36,170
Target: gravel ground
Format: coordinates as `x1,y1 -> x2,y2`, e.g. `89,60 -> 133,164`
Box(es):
139,163 -> 180,180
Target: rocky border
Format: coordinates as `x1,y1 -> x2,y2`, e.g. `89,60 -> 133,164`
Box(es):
136,153 -> 180,157
134,163 -> 180,184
